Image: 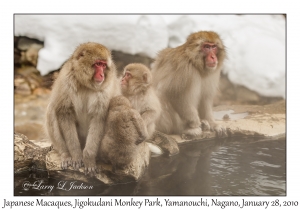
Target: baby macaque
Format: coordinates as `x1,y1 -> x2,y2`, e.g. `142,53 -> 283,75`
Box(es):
152,31 -> 227,138
99,95 -> 149,171
120,63 -> 161,138
121,63 -> 161,137
45,42 -> 120,175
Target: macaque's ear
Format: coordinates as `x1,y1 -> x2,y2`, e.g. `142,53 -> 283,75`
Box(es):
143,73 -> 149,84
143,72 -> 152,84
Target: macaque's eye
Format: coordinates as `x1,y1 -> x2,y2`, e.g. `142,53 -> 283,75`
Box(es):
125,73 -> 131,78
202,45 -> 211,52
95,62 -> 107,68
202,44 -> 218,53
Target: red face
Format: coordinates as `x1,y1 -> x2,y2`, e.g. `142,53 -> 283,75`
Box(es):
202,42 -> 218,68
121,71 -> 131,88
93,60 -> 107,83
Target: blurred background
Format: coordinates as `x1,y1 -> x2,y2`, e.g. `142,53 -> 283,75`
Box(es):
14,14 -> 286,140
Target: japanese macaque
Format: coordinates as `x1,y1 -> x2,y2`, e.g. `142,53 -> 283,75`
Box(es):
99,95 -> 149,171
45,42 -> 120,175
152,31 -> 227,138
120,63 -> 161,138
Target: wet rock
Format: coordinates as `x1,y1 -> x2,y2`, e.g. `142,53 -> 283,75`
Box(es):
45,141 -> 150,184
14,133 -> 51,173
177,100 -> 286,143
223,114 -> 230,120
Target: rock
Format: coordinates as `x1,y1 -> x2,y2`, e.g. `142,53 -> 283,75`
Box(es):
14,75 -> 32,95
32,87 -> 51,96
215,73 -> 284,106
14,48 -> 21,66
17,37 -> 43,51
14,133 -> 51,173
20,43 -> 43,67
111,50 -> 153,76
45,141 -> 150,184
14,36 -> 45,96
178,100 -> 286,143
14,66 -> 44,96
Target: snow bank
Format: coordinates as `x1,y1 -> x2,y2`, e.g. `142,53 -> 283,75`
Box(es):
15,15 -> 168,74
14,15 -> 285,98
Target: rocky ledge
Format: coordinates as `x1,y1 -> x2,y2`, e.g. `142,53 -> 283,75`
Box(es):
14,100 -> 285,184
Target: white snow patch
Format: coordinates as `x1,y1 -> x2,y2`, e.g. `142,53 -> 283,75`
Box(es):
14,15 -> 285,98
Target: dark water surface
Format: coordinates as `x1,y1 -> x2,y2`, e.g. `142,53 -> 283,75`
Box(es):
14,137 -> 286,196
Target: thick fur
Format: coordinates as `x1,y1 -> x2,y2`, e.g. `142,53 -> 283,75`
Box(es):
45,42 -> 120,174
121,63 -> 161,138
152,31 -> 226,137
99,95 -> 148,171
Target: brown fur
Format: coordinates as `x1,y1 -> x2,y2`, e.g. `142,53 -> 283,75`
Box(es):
152,31 -> 226,137
99,95 -> 148,171
121,63 -> 161,138
45,42 -> 120,174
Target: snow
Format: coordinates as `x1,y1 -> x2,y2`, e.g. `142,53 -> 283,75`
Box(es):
14,15 -> 285,98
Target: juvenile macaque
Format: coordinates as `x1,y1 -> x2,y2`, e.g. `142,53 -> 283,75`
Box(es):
45,42 -> 120,175
120,63 -> 161,138
152,31 -> 227,137
99,95 -> 149,171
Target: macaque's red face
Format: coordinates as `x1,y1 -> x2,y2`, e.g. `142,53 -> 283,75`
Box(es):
93,60 -> 107,83
202,42 -> 218,68
121,71 -> 132,88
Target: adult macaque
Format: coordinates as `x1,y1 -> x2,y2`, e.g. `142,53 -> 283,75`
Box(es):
152,31 -> 226,138
45,42 -> 120,175
99,95 -> 149,171
120,63 -> 161,138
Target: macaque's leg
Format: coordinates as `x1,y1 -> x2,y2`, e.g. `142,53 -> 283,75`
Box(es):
171,97 -> 202,137
58,114 -> 83,170
199,99 -> 227,137
83,117 -> 104,176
